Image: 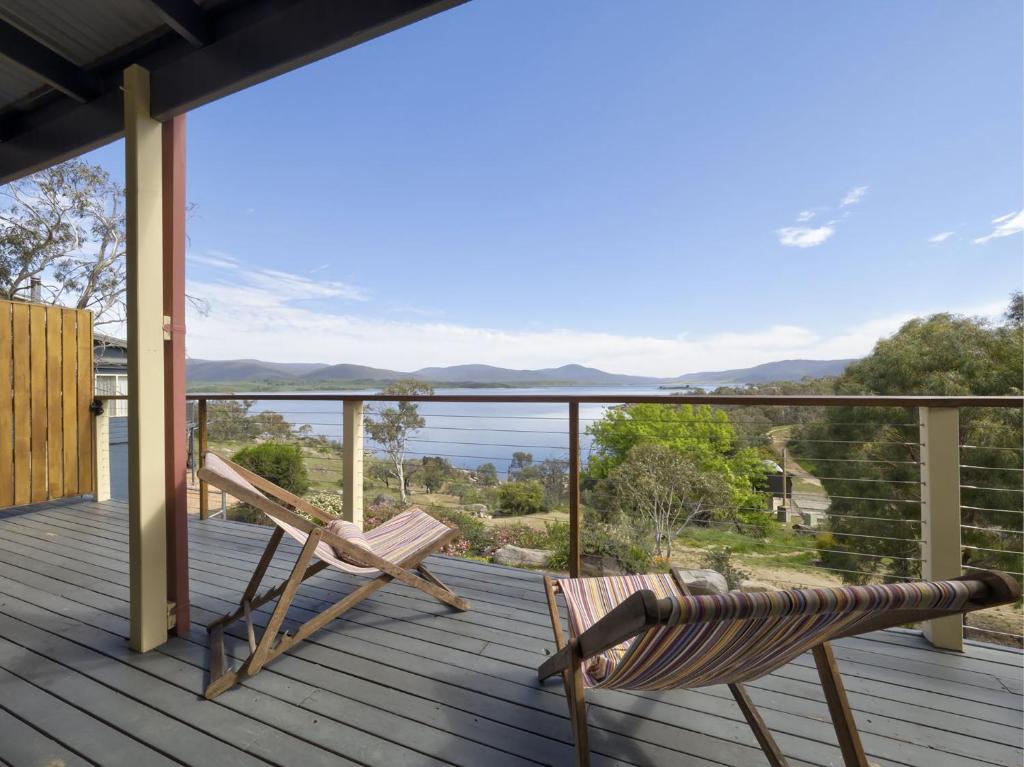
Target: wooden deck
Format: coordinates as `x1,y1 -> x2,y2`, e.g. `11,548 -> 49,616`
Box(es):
0,498 -> 1020,767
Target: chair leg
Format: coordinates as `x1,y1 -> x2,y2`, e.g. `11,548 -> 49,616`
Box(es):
812,643 -> 869,767
566,656 -> 590,767
242,527 -> 284,604
249,529 -> 321,674
729,683 -> 788,767
543,577 -> 591,767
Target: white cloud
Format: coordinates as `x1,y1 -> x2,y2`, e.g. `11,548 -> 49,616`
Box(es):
796,210 -> 815,222
777,225 -> 835,248
188,250 -> 368,302
928,231 -> 954,244
189,252 -> 239,269
840,185 -> 869,207
974,210 -> 1024,244
183,266 -> 1010,376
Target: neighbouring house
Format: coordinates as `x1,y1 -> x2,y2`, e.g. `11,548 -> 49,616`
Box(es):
94,333 -> 128,500
94,333 -> 128,417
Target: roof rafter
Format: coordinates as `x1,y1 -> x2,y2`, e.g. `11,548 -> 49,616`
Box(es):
141,0 -> 213,48
0,19 -> 99,103
0,0 -> 467,185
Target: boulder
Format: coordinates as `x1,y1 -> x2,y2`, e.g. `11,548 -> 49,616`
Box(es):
581,554 -> 624,577
740,579 -> 773,593
466,503 -> 490,518
672,568 -> 728,596
492,544 -> 552,568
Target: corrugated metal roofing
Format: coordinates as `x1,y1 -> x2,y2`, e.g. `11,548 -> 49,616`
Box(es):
0,0 -> 467,184
0,0 -> 164,67
0,57 -> 43,105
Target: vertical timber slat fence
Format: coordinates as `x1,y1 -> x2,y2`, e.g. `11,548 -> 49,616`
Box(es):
0,298 -> 94,508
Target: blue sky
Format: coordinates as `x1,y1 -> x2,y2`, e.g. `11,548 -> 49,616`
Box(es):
84,0 -> 1023,375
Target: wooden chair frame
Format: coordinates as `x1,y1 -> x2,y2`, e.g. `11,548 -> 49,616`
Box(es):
198,455 -> 469,699
539,569 -> 1020,767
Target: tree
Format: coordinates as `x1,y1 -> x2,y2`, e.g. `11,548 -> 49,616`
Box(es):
510,451 -> 533,477
793,302 -> 1023,584
1,158 -> 207,330
497,480 -> 547,516
420,456 -> 453,493
476,462 -> 498,486
536,458 -> 569,507
1,160 -> 126,326
610,443 -> 729,558
365,380 -> 432,503
587,402 -> 766,517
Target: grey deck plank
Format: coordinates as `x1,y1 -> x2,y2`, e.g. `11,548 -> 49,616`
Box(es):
4,501 -> 1019,761
1,499 -> 1021,767
0,666 -> 178,767
0,707 -> 93,767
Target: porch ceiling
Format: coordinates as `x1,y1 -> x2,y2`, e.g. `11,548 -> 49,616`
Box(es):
0,0 -> 467,184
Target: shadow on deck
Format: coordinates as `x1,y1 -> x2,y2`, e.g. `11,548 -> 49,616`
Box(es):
0,498 -> 1020,766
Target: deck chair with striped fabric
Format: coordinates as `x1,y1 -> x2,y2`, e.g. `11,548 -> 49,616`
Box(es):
198,452 -> 469,699
539,570 -> 1020,767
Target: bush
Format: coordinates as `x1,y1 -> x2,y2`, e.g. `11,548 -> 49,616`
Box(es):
545,519 -> 653,574
428,507 -> 492,557
233,442 -> 309,495
699,547 -> 749,590
490,523 -> 550,551
497,480 -> 546,516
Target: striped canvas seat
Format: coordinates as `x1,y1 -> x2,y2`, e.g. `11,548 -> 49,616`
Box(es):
203,453 -> 452,575
558,575 -> 980,690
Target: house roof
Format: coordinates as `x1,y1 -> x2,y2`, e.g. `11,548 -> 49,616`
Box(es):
0,0 -> 466,184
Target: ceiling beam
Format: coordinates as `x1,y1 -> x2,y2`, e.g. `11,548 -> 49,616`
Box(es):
149,0 -> 467,118
0,19 -> 100,102
142,0 -> 213,48
0,0 -> 467,184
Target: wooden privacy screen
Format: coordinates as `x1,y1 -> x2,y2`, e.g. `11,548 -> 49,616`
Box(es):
0,299 -> 94,509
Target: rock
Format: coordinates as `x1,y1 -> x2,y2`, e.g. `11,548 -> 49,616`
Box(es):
581,554 -> 624,577
466,503 -> 489,518
740,579 -> 773,593
492,544 -> 552,568
672,568 -> 728,596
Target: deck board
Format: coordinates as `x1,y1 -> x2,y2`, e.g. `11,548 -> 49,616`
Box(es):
0,499 -> 1020,767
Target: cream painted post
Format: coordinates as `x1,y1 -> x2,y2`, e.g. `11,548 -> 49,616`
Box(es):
919,406 -> 963,651
93,405 -> 110,502
124,65 -> 169,652
342,400 -> 364,527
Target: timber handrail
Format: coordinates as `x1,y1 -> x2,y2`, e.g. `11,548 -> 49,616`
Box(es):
94,392 -> 1024,407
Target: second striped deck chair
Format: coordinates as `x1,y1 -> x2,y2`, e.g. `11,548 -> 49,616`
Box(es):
198,453 -> 469,699
539,569 -> 1020,767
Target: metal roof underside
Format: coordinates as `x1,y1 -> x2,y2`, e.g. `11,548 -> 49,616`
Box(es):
0,0 -> 467,184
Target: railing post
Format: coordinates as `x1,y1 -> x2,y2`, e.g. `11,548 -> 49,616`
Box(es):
343,400 -> 364,527
569,401 -> 581,578
198,398 -> 208,520
919,406 -> 963,651
93,402 -> 111,503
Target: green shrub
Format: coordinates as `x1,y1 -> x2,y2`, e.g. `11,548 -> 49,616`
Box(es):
233,442 -> 309,495
545,519 -> 653,574
490,523 -> 550,551
497,480 -> 546,516
699,546 -> 749,590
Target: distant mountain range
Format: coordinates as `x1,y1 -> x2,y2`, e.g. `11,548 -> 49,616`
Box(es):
665,358 -> 857,386
185,357 -> 855,389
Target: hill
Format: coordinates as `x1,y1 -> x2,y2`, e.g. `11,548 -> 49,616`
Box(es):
666,358 -> 855,386
185,357 -> 855,389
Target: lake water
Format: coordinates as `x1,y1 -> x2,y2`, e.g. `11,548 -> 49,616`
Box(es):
249,385 -> 682,475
